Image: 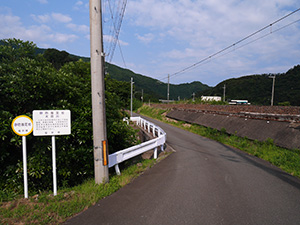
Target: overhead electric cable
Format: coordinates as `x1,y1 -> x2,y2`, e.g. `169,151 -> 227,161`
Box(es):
159,7 -> 300,81
105,0 -> 127,63
169,18 -> 300,79
118,39 -> 127,67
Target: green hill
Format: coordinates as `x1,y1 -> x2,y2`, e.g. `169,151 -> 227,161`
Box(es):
20,44 -> 210,101
198,65 -> 300,106
6,40 -> 298,105
105,63 -> 210,101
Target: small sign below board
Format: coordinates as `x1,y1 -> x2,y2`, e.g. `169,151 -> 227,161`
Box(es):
33,110 -> 71,136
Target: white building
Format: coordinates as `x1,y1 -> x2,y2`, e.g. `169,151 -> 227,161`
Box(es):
201,96 -> 222,102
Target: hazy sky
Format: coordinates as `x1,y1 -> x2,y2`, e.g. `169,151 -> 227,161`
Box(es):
1,0 -> 300,86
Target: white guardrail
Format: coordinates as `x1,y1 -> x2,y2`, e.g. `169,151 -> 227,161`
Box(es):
108,116 -> 166,175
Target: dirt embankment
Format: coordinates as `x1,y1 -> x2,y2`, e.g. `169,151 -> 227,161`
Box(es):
151,104 -> 300,122
151,104 -> 300,150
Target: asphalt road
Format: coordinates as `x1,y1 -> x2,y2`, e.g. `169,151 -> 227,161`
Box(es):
65,115 -> 300,225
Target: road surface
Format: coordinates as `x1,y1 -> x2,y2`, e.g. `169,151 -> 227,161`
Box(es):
65,115 -> 300,225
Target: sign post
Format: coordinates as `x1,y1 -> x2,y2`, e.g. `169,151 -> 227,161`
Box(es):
52,136 -> 57,196
33,110 -> 71,196
11,115 -> 34,199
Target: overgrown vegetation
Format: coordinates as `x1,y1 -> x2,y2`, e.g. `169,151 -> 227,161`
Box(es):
0,158 -> 157,225
138,105 -> 300,178
0,38 -> 138,200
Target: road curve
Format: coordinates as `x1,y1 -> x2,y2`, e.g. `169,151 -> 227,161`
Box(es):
65,115 -> 300,225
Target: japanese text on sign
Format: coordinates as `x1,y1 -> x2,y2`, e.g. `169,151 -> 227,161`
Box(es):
33,110 -> 71,136
11,115 -> 33,136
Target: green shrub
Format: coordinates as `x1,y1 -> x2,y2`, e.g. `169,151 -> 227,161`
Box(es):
0,39 -> 138,198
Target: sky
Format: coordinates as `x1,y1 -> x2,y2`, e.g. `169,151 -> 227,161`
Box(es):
1,0 -> 300,86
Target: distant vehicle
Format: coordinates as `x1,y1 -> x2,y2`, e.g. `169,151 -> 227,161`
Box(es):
229,100 -> 250,105
201,96 -> 222,102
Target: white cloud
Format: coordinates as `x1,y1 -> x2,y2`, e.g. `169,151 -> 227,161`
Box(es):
103,34 -> 129,46
37,0 -> 48,4
0,12 -> 20,27
75,1 -> 83,6
31,14 -> 51,23
136,33 -> 154,44
0,11 -> 78,44
51,33 -> 78,43
127,0 -> 299,48
73,1 -> 89,11
31,13 -> 72,24
51,13 -> 72,23
67,23 -> 89,33
161,48 -> 204,60
125,0 -> 300,85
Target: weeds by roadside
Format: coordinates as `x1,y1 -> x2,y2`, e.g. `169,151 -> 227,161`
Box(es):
0,158 -> 158,225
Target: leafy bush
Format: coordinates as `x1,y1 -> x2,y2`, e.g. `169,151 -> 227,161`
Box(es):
0,39 -> 137,197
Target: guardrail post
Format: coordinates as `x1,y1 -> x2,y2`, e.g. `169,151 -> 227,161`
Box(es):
137,117 -> 140,126
115,164 -> 121,175
154,147 -> 158,159
153,126 -> 156,137
161,144 -> 164,152
148,123 -> 150,133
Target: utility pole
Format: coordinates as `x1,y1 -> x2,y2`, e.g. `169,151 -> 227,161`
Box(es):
130,77 -> 133,117
223,84 -> 226,102
269,75 -> 276,106
141,89 -> 144,103
90,0 -> 109,184
167,74 -> 170,103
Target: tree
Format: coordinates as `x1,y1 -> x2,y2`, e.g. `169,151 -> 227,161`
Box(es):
0,39 -> 138,197
0,38 -> 36,62
43,48 -> 77,70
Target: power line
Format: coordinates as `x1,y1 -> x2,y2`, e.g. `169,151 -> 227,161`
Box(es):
159,7 -> 300,82
168,17 -> 300,80
105,0 -> 127,64
117,38 -> 127,67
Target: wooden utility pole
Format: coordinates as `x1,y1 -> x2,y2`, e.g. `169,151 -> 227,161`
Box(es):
141,89 -> 144,103
167,74 -> 170,103
90,0 -> 109,184
130,77 -> 133,117
223,84 -> 226,102
270,75 -> 276,106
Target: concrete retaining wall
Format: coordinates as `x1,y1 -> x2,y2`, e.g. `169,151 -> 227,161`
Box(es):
167,109 -> 300,150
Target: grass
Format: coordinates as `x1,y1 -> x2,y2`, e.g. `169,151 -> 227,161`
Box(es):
0,158 -> 160,225
138,105 -> 300,178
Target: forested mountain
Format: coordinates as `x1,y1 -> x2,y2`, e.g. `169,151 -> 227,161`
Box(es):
14,43 -> 210,101
4,39 -> 298,105
106,63 -> 210,101
198,65 -> 300,106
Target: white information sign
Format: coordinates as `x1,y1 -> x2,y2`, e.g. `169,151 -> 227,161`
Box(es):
33,110 -> 71,136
